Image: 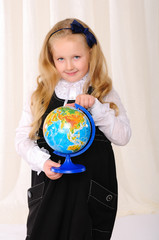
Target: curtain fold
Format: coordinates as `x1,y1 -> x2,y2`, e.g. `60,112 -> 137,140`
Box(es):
109,0 -> 159,215
0,0 -> 23,199
0,0 -> 158,224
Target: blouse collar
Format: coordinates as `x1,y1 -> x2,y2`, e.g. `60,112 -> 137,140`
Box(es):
55,73 -> 89,104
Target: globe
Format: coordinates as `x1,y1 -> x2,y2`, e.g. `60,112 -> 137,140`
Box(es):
43,106 -> 91,155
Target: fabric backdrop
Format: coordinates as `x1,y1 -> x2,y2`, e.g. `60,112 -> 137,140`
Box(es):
0,0 -> 159,224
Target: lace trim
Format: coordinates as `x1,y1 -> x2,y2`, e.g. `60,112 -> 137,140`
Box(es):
55,73 -> 89,104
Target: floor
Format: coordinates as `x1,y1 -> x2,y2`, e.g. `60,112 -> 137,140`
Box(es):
0,214 -> 159,240
111,214 -> 159,240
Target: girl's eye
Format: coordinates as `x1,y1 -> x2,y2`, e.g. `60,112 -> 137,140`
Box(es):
58,58 -> 64,61
74,56 -> 80,60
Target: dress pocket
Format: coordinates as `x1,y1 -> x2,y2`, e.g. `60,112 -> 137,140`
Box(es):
27,182 -> 45,207
88,180 -> 117,239
26,182 -> 45,237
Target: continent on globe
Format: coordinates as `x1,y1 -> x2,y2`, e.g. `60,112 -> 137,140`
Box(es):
43,106 -> 91,154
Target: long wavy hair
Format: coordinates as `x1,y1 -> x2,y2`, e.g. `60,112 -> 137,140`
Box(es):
29,18 -> 118,139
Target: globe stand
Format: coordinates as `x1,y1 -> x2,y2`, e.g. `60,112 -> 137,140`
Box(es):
51,154 -> 86,173
51,104 -> 95,174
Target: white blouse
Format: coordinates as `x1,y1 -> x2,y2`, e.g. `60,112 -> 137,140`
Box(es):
15,75 -> 131,174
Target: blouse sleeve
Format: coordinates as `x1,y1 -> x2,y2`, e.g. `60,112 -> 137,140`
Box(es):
15,101 -> 51,173
89,88 -> 131,145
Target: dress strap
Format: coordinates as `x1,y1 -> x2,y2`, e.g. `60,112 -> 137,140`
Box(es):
87,86 -> 94,95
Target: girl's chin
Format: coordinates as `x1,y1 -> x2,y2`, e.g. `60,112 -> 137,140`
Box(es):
62,73 -> 83,82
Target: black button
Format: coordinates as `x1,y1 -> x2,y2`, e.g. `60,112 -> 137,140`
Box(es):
28,191 -> 32,198
106,194 -> 113,201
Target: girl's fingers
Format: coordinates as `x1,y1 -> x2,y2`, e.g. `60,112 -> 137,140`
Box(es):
76,94 -> 95,108
65,103 -> 75,107
48,171 -> 63,180
44,159 -> 63,180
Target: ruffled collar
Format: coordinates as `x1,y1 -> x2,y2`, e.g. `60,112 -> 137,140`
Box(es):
55,73 -> 89,105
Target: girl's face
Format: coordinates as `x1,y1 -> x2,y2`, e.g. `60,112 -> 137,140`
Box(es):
51,34 -> 91,82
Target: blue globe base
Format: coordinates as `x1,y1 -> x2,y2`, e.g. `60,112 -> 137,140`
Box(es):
51,155 -> 86,174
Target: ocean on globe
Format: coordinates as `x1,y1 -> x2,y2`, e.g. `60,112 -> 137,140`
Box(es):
43,106 -> 91,154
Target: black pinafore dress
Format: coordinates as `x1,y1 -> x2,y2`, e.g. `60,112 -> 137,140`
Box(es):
26,92 -> 118,240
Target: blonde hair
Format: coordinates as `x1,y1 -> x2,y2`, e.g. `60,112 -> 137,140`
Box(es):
29,18 -> 118,139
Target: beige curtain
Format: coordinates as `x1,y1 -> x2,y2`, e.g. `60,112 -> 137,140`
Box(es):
0,0 -> 158,224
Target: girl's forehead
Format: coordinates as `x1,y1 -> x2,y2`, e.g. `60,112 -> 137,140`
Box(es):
50,34 -> 88,50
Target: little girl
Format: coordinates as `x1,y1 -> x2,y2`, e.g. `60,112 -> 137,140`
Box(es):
15,18 -> 131,240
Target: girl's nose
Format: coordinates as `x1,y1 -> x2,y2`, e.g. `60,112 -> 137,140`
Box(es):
66,60 -> 74,71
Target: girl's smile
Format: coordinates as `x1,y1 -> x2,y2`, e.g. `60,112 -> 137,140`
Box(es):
65,70 -> 78,76
51,35 -> 91,82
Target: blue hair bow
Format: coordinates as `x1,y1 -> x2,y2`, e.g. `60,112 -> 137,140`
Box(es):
71,20 -> 97,48
49,20 -> 97,48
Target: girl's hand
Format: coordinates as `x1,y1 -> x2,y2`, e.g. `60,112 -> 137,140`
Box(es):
65,94 -> 95,109
43,159 -> 63,180
75,94 -> 95,108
